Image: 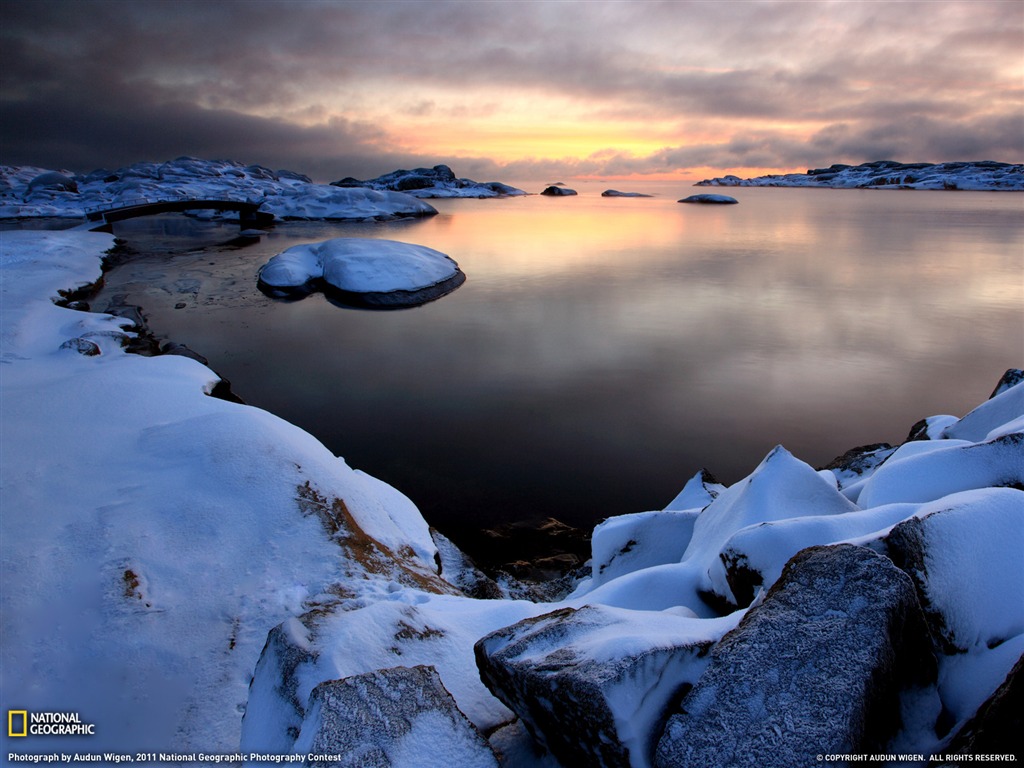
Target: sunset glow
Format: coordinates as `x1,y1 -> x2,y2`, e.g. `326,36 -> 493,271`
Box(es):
1,0 -> 1021,182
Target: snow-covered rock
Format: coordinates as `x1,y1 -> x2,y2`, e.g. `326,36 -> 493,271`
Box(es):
257,237 -> 465,307
855,433 -> 1023,508
332,164 -> 525,199
260,184 -> 438,221
291,665 -> 498,768
241,592 -> 547,755
654,544 -> 936,768
0,157 -> 439,221
677,194 -> 737,204
475,604 -> 742,768
696,160 -> 1024,191
588,508 -> 700,590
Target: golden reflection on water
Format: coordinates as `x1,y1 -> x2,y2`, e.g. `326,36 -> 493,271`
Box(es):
92,187 -> 1024,531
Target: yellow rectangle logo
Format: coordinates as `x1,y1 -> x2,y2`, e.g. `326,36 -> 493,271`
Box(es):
8,709 -> 28,737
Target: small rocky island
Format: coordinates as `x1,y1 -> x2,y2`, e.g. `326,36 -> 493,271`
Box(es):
696,160 -> 1024,190
257,237 -> 466,308
331,164 -> 526,198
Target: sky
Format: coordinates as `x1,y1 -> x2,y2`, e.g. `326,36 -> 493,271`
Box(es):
1,0 -> 1021,182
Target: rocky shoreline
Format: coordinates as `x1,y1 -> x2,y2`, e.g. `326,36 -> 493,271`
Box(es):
696,160 -> 1024,191
2,218 -> 1021,765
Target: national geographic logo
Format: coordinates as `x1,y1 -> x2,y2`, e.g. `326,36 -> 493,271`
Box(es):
8,710 -> 95,737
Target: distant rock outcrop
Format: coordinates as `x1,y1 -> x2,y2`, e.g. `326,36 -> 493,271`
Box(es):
654,544 -> 937,768
696,160 -> 1024,190
331,165 -> 525,199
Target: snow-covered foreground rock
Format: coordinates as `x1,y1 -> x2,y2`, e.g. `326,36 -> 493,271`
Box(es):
257,238 -> 465,308
696,160 -> 1024,190
0,157 -> 439,222
2,228 -> 1021,765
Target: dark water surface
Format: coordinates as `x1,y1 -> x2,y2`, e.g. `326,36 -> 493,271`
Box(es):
91,184 -> 1024,549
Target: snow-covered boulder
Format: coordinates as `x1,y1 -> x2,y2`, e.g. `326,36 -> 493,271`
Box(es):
291,666 -> 498,768
854,433 -> 1023,508
683,445 -> 859,608
654,545 -> 936,768
242,592 -> 546,755
941,371 -> 1024,442
875,487 -> 1024,732
663,467 -> 724,511
257,238 -> 465,308
589,509 -> 700,589
677,194 -> 737,204
882,488 -> 1024,655
331,165 -> 525,199
475,604 -> 742,768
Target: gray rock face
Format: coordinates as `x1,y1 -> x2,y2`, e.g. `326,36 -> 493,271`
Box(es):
293,665 -> 498,768
476,604 -> 734,768
654,544 -> 936,768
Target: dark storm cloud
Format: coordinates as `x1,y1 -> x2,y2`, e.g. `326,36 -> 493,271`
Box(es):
1,0 -> 1020,178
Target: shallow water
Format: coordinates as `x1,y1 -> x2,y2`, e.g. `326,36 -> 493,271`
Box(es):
91,184 -> 1024,549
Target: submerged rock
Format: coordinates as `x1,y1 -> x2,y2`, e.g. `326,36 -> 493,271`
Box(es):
293,665 -> 498,768
654,544 -> 936,768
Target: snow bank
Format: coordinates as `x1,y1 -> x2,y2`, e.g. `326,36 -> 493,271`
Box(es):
0,230 -> 448,753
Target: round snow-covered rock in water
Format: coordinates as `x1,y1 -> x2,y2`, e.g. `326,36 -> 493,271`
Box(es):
678,194 -> 738,204
257,237 -> 465,308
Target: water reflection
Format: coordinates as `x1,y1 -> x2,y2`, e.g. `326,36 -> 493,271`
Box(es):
94,188 -> 1024,543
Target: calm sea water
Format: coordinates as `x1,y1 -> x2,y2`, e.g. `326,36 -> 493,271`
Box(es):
90,183 -> 1024,547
